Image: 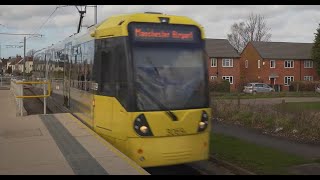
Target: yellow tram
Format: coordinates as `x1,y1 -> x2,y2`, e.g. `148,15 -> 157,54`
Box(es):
33,12 -> 211,167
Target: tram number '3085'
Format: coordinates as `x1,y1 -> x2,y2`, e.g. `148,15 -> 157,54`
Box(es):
166,128 -> 186,136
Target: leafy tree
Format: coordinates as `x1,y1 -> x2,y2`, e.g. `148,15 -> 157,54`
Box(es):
312,24 -> 320,76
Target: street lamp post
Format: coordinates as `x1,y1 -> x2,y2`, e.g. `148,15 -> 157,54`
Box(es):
94,5 -> 97,25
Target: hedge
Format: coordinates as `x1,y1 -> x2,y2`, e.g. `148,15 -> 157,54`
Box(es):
290,81 -> 320,91
209,79 -> 230,92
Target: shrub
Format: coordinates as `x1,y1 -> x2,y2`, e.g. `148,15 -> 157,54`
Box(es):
290,81 -> 320,91
209,79 -> 230,92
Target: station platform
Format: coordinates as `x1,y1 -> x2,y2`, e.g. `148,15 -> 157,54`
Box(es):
0,89 -> 149,175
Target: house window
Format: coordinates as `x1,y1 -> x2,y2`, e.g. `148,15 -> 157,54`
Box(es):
211,58 -> 217,67
222,58 -> 233,67
258,60 -> 261,68
284,76 -> 294,86
270,60 -> 275,68
304,60 -> 313,68
222,76 -> 233,84
210,76 -> 217,80
245,60 -> 248,68
284,60 -> 294,68
304,76 -> 313,81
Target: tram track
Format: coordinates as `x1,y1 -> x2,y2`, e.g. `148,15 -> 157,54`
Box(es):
22,85 -> 54,115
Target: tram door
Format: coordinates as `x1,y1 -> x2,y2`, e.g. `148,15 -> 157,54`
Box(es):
63,42 -> 72,108
96,51 -> 114,130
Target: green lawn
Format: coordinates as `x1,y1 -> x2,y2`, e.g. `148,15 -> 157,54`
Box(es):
276,102 -> 320,112
210,133 -> 311,174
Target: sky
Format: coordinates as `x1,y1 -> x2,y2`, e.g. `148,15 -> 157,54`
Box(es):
0,5 -> 319,58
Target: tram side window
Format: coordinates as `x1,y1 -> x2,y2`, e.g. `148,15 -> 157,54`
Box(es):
114,42 -> 129,110
94,38 -> 130,109
100,51 -> 115,95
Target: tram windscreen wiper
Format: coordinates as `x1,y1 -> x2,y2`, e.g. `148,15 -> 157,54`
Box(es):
137,84 -> 178,121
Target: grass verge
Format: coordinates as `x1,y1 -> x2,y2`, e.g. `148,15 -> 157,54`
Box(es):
210,133 -> 311,174
276,102 -> 320,112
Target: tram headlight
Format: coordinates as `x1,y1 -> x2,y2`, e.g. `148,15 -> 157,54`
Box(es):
140,126 -> 149,134
134,114 -> 153,136
198,111 -> 209,132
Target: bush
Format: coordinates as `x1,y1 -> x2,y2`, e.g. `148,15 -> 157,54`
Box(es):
290,81 -> 320,91
209,79 -> 230,92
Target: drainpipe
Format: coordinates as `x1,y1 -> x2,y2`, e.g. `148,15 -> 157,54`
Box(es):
216,58 -> 219,78
300,60 -> 302,81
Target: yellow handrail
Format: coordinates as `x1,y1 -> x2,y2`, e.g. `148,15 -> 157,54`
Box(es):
13,81 -> 51,98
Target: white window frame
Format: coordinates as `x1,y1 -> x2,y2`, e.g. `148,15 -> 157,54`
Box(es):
222,76 -> 233,84
284,60 -> 294,68
258,60 -> 261,68
211,58 -> 217,67
304,76 -> 313,81
270,60 -> 275,68
245,60 -> 248,68
210,76 -> 217,80
284,76 -> 294,86
304,60 -> 313,68
211,76 -> 217,80
222,58 -> 233,67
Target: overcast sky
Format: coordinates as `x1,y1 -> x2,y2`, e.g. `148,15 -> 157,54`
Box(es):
0,5 -> 319,58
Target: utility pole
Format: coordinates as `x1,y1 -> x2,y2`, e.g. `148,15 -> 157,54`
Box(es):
94,5 -> 97,24
0,33 -> 42,74
23,36 -> 26,79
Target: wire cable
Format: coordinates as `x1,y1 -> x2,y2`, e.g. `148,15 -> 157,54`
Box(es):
27,6 -> 59,40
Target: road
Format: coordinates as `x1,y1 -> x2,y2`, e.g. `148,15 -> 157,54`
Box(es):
215,97 -> 320,105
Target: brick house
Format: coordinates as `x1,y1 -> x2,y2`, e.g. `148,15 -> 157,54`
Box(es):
240,41 -> 318,91
16,57 -> 33,73
205,38 -> 241,91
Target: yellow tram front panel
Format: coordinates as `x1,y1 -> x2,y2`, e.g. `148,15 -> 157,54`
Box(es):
93,95 -> 211,167
126,132 -> 210,167
127,109 -> 211,167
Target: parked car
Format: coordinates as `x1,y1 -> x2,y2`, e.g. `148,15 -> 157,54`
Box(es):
243,83 -> 275,94
316,85 -> 320,93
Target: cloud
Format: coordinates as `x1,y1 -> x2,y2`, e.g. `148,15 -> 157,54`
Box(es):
1,5 -> 320,58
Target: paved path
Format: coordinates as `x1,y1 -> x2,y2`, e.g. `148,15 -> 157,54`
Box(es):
216,97 -> 320,105
0,89 -> 148,175
212,120 -> 320,160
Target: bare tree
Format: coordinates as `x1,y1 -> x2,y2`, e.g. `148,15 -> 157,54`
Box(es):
227,13 -> 272,53
227,22 -> 246,53
27,49 -> 36,57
